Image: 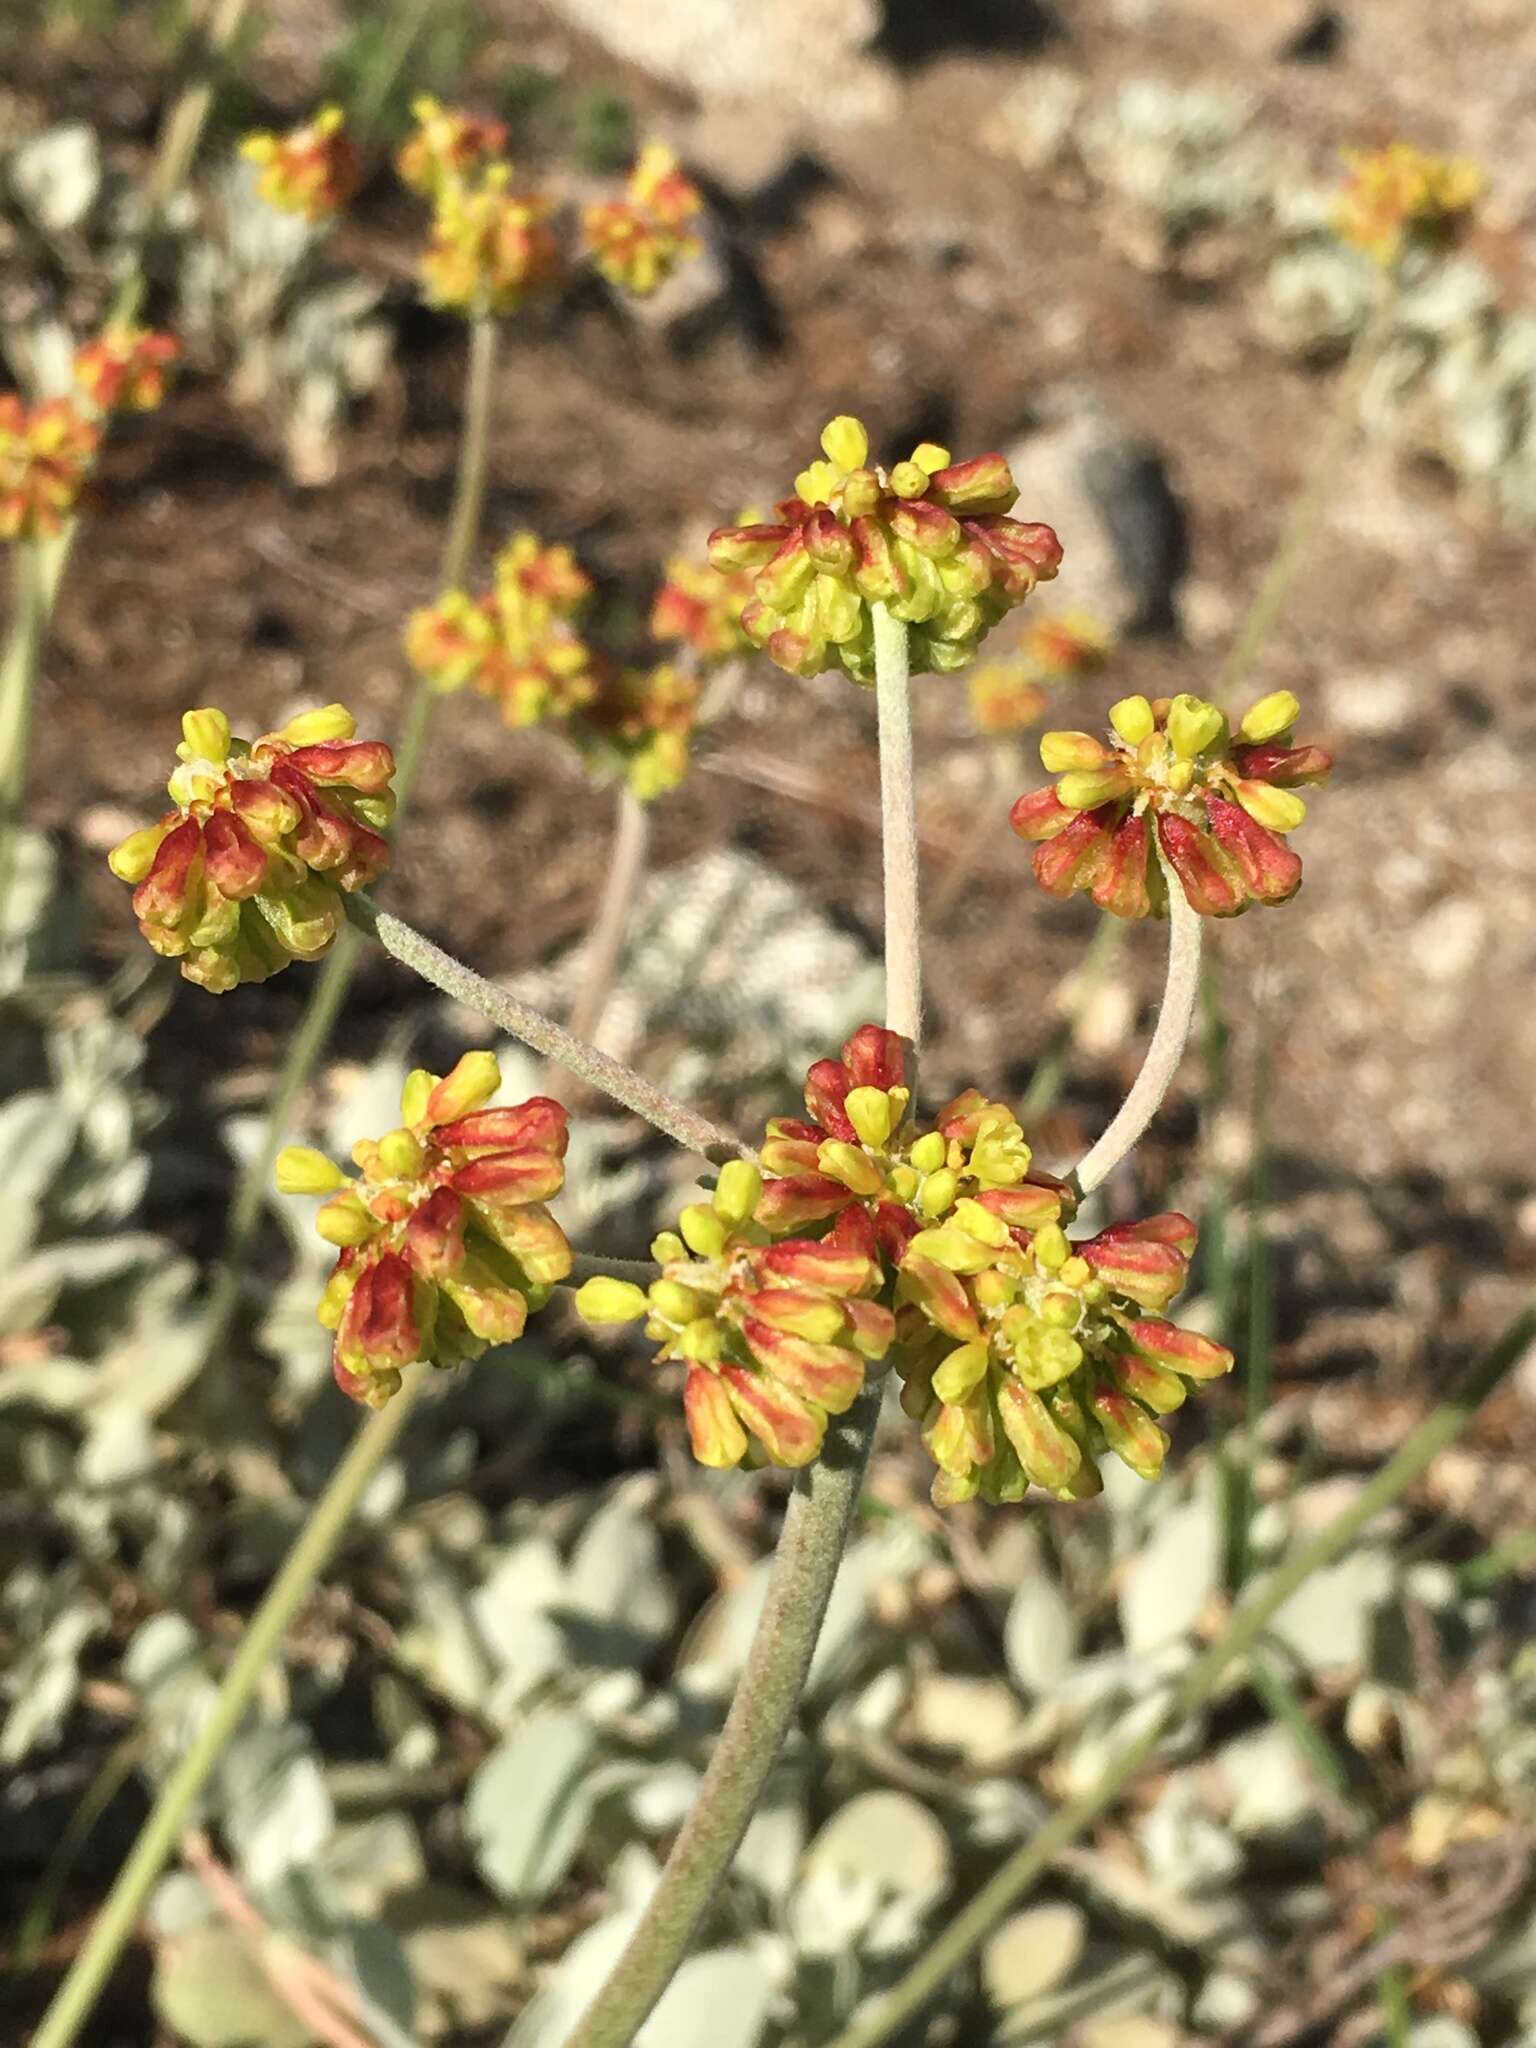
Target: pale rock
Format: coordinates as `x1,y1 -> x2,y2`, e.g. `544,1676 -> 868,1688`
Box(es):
1409,898 -> 1487,985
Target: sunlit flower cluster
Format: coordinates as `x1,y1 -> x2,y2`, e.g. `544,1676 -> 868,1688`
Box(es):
756,1026 -> 1071,1258
278,1053 -> 571,1406
966,612 -> 1113,740
582,141 -> 704,297
107,705 -> 395,991
240,104 -> 361,222
419,163 -> 563,316
406,531 -> 597,727
73,326 -> 182,415
576,1163 -> 893,1468
582,663 -> 701,802
1332,142 -> 1483,267
396,96 -> 510,198
1010,688 -> 1332,918
896,1208 -> 1231,1505
0,394 -> 100,541
709,416 -> 1062,683
650,548 -> 753,666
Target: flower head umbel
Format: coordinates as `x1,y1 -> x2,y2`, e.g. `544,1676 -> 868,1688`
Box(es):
582,140 -> 704,297
278,1054 -> 571,1407
418,163 -> 562,316
1010,689 -> 1333,918
107,705 -> 395,991
73,327 -> 182,415
895,1207 -> 1232,1506
1024,611 -> 1114,678
577,1163 -> 893,1469
582,663 -> 700,802
405,532 -> 597,727
240,105 -> 360,222
650,549 -> 753,666
709,416 -> 1062,684
0,395 -> 99,541
757,1026 -> 1072,1262
1332,143 -> 1483,267
396,96 -> 510,198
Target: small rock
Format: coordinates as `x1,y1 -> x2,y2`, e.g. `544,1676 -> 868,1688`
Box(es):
1409,899 -> 1487,985
982,1903 -> 1087,2008
1008,384 -> 1189,636
1217,1724 -> 1322,1841
908,1673 -> 1028,1768
1326,670 -> 1417,736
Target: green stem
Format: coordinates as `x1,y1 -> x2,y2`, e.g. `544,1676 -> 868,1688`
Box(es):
0,544 -> 48,918
347,896 -> 748,1165
557,613 -> 920,2048
1072,862 -> 1200,1198
873,601 -> 920,1044
28,1369 -> 427,2048
1214,278 -> 1398,706
559,1386 -> 879,2048
824,1298 -> 1536,2048
346,0 -> 437,138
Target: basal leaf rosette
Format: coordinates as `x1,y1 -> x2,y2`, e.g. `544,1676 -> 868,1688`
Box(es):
708,416 -> 1063,684
107,705 -> 395,991
577,1163 -> 893,1469
419,162 -> 562,316
405,533 -> 597,727
1332,143 -> 1483,267
582,140 -> 704,297
73,327 -> 182,415
0,394 -> 100,541
396,96 -> 510,199
278,1053 -> 572,1407
894,1207 -> 1232,1507
1010,688 -> 1333,918
240,104 -> 361,222
756,1025 -> 1073,1266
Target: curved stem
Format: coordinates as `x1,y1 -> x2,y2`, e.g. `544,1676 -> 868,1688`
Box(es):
348,896 -> 750,1165
28,1369 -> 427,2048
560,1386 -> 880,2048
826,1298 -> 1536,2048
1072,864 -> 1201,1197
1215,276 -> 1398,707
873,601 -> 920,1045
556,615 -> 918,2048
564,783 -> 651,1054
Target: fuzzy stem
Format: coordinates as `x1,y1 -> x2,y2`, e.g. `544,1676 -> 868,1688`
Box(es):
1215,278 -> 1397,707
564,783 -> 651,1054
0,544 -> 48,918
394,312 -> 500,809
826,1298 -> 1536,2048
347,896 -> 749,1165
1072,863 -> 1201,1197
28,1369 -> 427,2048
873,601 -> 921,1044
555,617 -> 921,2048
559,1386 -> 880,2048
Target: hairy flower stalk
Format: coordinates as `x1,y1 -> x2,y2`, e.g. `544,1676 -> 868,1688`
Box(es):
559,607 -> 923,2048
1073,855 -> 1202,1197
345,895 -> 750,1165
